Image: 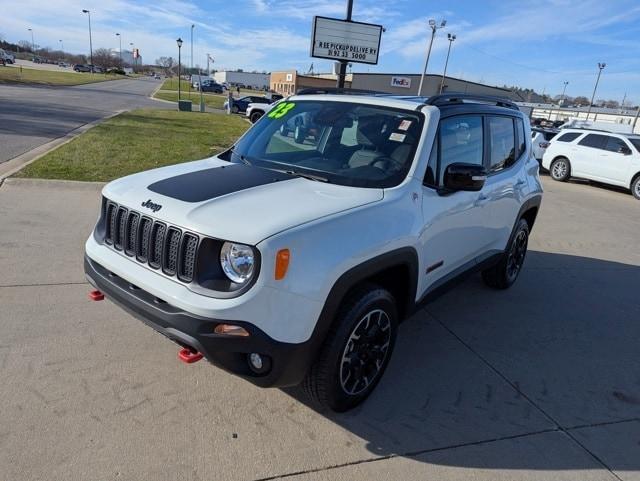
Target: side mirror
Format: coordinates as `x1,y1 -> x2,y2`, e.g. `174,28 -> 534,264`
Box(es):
443,163 -> 487,192
618,146 -> 632,155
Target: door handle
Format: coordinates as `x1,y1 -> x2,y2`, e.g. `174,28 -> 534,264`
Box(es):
475,193 -> 489,206
515,180 -> 526,188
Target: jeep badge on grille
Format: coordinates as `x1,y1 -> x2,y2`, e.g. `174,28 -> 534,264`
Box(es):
141,199 -> 162,213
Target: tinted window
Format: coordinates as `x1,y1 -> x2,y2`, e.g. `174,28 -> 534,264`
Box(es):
516,118 -> 526,157
488,116 -> 515,172
439,115 -> 484,184
556,132 -> 581,142
543,132 -> 557,141
629,138 -> 640,153
578,134 -> 608,149
604,136 -> 629,153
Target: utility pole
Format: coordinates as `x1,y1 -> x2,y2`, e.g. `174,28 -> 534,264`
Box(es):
82,10 -> 93,67
28,28 -> 35,53
621,92 -> 627,111
439,33 -> 456,94
418,19 -> 446,96
561,81 -> 568,104
115,33 -> 122,67
336,0 -> 354,89
587,62 -> 606,120
633,106 -> 640,133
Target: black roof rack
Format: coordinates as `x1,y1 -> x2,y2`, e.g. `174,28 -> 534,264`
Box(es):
296,87 -> 387,96
424,93 -> 519,110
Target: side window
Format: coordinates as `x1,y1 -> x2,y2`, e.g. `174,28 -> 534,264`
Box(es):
439,115 -> 484,184
578,134 -> 608,150
604,136 -> 628,154
516,118 -> 526,157
488,116 -> 515,172
556,132 -> 581,143
424,137 -> 438,187
340,119 -> 359,146
265,112 -> 321,153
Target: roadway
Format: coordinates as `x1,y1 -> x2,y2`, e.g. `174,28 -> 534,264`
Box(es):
0,77 -> 163,164
0,175 -> 638,481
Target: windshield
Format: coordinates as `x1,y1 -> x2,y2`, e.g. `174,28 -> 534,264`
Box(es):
230,100 -> 424,188
629,138 -> 640,153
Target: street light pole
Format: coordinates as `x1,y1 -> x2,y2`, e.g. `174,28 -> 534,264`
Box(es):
439,33 -> 456,94
190,24 -> 194,73
177,38 -> 183,102
59,39 -> 64,52
418,19 -> 446,96
336,0 -> 354,89
561,81 -> 568,104
82,10 -> 93,67
587,62 -> 606,120
115,33 -> 122,67
28,28 -> 35,53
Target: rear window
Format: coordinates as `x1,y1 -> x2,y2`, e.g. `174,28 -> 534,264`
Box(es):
488,116 -> 515,172
556,132 -> 581,142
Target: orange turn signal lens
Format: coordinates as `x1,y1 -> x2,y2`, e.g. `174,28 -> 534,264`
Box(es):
214,324 -> 250,337
275,249 -> 290,280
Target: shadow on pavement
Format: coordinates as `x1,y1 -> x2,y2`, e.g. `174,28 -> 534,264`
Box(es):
284,250 -> 640,470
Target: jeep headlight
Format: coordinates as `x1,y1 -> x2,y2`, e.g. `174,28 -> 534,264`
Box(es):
220,242 -> 255,284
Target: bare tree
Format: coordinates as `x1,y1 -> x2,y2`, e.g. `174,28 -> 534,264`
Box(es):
92,48 -> 116,67
156,56 -> 175,75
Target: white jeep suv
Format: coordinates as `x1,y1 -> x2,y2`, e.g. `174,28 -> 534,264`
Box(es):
84,92 -> 542,411
542,128 -> 640,199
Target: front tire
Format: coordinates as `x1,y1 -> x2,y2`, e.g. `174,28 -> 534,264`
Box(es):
303,284 -> 398,412
631,175 -> 640,200
482,218 -> 530,289
550,157 -> 571,181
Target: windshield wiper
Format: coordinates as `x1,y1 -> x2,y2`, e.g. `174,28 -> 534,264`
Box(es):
230,147 -> 252,166
284,170 -> 330,183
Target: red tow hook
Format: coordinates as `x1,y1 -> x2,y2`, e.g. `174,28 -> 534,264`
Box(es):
88,290 -> 105,301
178,348 -> 204,364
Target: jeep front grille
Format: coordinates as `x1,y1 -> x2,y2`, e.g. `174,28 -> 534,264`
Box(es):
103,201 -> 199,283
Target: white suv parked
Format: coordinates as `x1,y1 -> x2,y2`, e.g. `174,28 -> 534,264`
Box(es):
542,128 -> 640,199
84,92 -> 542,411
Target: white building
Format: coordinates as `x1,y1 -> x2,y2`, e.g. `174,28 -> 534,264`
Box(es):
108,48 -> 141,66
213,71 -> 269,89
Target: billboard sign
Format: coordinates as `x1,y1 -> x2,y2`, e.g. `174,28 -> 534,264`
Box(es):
310,16 -> 383,65
391,76 -> 411,89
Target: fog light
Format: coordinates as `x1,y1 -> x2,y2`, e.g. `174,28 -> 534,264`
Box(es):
249,353 -> 263,370
247,353 -> 271,374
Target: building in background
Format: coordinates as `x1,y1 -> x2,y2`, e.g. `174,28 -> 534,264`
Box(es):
350,73 -> 521,100
270,70 -> 352,95
213,71 -> 270,89
108,48 -> 141,66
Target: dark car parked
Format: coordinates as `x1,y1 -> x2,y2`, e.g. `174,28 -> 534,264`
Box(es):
73,64 -> 91,72
225,95 -> 271,114
200,82 -> 223,93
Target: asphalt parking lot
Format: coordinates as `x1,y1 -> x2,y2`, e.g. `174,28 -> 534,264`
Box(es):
0,77 -> 162,165
0,176 -> 638,481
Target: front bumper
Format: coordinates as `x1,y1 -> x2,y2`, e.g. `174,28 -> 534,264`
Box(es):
84,255 -> 314,387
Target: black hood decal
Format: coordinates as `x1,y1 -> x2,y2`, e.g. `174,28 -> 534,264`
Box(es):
147,164 -> 293,203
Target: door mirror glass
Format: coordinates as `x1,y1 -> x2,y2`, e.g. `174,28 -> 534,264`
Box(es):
443,163 -> 487,192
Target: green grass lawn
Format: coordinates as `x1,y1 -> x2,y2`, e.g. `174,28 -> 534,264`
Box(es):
0,66 -> 122,86
17,109 -> 249,182
154,90 -> 226,109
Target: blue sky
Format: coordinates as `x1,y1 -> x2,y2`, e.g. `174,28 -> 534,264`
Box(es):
2,0 -> 640,103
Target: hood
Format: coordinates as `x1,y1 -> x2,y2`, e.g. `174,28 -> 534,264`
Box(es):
102,157 -> 383,245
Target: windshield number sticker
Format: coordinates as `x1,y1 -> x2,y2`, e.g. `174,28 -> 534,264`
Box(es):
268,102 -> 296,119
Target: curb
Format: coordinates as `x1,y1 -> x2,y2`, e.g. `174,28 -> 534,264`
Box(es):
0,110 -> 124,181
2,177 -> 105,190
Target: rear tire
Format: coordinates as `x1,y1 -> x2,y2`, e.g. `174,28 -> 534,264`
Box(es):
631,175 -> 640,200
250,111 -> 263,123
482,218 -> 530,289
303,284 -> 398,412
550,157 -> 571,182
